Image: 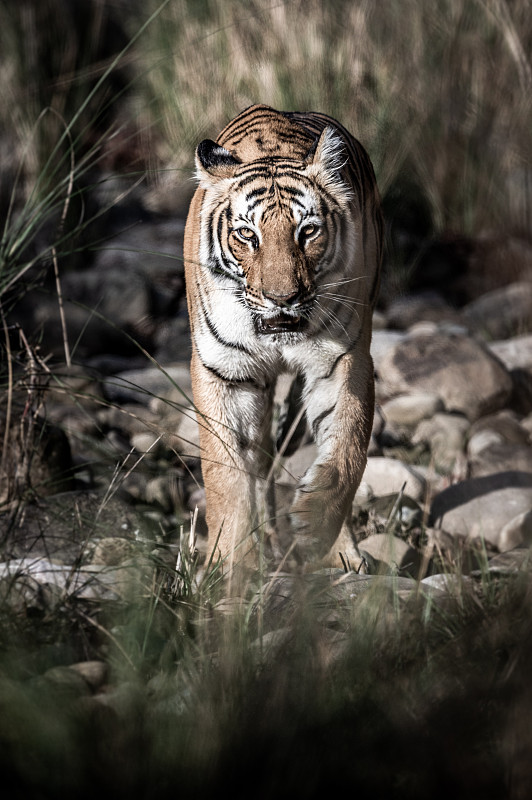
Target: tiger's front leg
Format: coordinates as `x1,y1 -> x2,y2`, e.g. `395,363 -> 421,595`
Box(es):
290,347 -> 375,567
191,351 -> 274,577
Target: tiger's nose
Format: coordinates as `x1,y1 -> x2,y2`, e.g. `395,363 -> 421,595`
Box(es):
262,288 -> 303,307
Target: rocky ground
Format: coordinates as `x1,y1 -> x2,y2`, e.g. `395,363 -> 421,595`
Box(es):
1,183 -> 532,687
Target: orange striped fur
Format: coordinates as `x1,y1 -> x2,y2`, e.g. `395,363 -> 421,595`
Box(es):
183,104 -> 382,580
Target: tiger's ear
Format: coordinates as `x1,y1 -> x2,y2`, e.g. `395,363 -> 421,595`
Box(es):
195,139 -> 241,185
305,126 -> 353,206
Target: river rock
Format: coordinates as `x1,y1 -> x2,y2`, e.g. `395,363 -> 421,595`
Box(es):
385,292 -> 462,330
469,444 -> 532,479
487,334 -> 532,415
69,661 -> 109,691
498,512 -> 532,552
379,330 -> 513,421
471,410 -> 529,440
0,491 -> 155,562
91,537 -> 136,566
362,457 -> 427,501
93,218 -> 184,282
370,330 -> 406,373
489,334 -> 532,372
130,403 -> 200,459
467,412 -> 532,475
358,533 -> 422,577
104,363 -> 192,405
281,443 -> 317,485
421,573 -> 473,592
36,666 -> 92,700
31,267 -> 157,358
159,405 -> 201,454
429,471 -> 532,550
413,413 -> 470,475
381,393 -> 444,428
523,414 -> 532,436
462,281 -> 532,340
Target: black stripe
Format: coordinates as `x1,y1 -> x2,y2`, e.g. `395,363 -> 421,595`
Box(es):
234,170 -> 274,190
245,187 -> 267,201
317,328 -> 362,382
311,405 -> 335,438
277,185 -> 305,198
197,290 -> 253,355
284,196 -> 307,212
211,205 -> 240,276
200,359 -> 265,389
223,111 -> 283,142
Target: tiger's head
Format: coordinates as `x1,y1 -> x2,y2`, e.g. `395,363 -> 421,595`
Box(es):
195,127 -> 355,336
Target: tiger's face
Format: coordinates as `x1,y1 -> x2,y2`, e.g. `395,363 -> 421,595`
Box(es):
195,128 -> 354,337
226,174 -> 327,334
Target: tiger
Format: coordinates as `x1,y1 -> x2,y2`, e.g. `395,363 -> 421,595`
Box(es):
183,104 -> 382,580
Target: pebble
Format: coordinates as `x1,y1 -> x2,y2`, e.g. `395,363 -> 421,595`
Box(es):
69,661 -> 109,692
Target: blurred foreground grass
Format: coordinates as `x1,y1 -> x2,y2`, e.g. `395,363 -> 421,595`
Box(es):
2,558 -> 532,799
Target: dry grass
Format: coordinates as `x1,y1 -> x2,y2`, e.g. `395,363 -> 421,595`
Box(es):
135,0 -> 531,233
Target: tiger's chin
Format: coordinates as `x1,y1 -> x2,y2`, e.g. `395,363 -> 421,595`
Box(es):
255,312 -> 309,336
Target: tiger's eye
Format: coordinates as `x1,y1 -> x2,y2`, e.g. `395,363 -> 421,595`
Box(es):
237,227 -> 256,240
300,224 -> 319,242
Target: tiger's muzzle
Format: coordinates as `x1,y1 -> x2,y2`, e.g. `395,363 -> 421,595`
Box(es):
255,311 -> 308,335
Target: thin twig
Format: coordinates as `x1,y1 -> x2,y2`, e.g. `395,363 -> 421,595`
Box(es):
51,112 -> 76,369
0,305 -> 13,480
52,247 -> 71,368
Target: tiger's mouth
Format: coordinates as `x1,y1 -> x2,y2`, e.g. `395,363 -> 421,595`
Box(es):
255,312 -> 308,335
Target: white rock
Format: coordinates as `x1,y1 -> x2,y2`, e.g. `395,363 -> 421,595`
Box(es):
131,431 -> 162,454
498,510 -> 532,551
407,321 -> 439,336
430,472 -> 532,550
467,430 -> 505,457
362,457 -> 427,500
281,443 -> 317,485
370,330 -> 407,372
462,282 -> 532,340
0,556 -> 154,603
172,407 -> 201,452
379,331 -> 513,421
489,334 -> 532,372
354,481 -> 374,505
382,393 -> 444,428
413,413 -> 471,476
358,533 -> 420,574
421,574 -> 472,593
